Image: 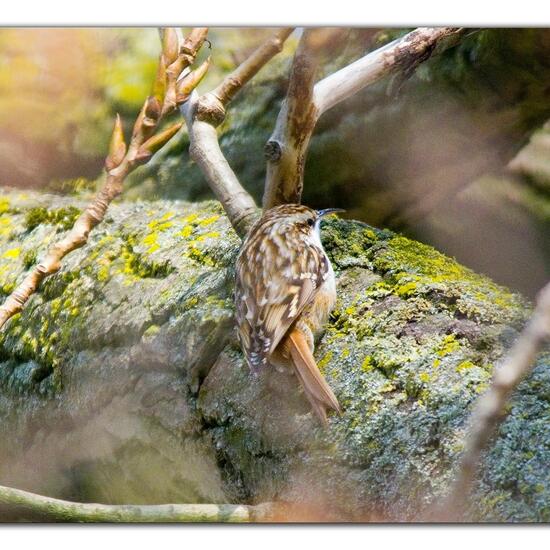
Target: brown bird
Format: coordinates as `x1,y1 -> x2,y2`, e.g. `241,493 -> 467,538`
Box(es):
235,204 -> 343,425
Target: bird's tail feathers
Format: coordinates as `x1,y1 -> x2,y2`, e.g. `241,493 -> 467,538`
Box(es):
287,329 -> 341,426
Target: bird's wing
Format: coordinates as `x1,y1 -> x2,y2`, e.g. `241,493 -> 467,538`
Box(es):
235,237 -> 328,371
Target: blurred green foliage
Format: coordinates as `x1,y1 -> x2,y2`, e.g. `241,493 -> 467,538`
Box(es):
0,29 -> 153,154
0,27 -> 280,186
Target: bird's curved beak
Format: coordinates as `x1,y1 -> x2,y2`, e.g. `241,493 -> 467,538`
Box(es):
316,208 -> 345,218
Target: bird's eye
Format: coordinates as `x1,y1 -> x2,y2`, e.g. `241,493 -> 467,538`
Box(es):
307,218 -> 315,227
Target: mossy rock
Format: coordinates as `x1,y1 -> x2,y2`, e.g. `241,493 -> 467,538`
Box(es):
0,187 -> 548,521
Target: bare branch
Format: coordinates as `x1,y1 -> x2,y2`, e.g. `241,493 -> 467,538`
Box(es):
0,482 -> 275,523
263,27 -> 465,210
182,92 -> 258,237
314,27 -> 463,116
0,28 -> 209,331
434,281 -> 550,520
180,27 -> 294,236
212,28 -> 294,106
262,29 -> 327,209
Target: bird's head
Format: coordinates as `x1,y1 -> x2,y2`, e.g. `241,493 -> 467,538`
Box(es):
262,204 -> 345,235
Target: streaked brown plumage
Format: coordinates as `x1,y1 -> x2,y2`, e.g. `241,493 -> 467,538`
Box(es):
234,204 -> 342,425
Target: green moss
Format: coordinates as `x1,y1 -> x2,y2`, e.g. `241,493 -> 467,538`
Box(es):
120,245 -> 175,279
22,249 -> 37,268
184,245 -> 216,267
322,219 -> 527,327
24,206 -> 81,232
45,177 -> 97,195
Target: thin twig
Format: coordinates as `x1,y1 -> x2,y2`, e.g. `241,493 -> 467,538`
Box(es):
433,280 -> 550,520
0,28 -> 208,331
211,28 -> 294,106
0,483 -> 275,523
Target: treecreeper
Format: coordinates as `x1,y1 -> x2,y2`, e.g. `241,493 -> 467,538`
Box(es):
235,204 -> 343,425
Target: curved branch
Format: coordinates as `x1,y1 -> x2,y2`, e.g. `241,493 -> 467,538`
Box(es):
0,483 -> 275,523
314,27 -> 463,116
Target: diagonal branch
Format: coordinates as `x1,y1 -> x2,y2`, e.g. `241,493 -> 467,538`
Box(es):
432,280 -> 550,520
180,27 -> 294,237
0,482 -> 275,523
263,27 -> 465,209
181,91 -> 258,237
0,28 -> 209,331
211,28 -> 294,106
314,27 -> 463,116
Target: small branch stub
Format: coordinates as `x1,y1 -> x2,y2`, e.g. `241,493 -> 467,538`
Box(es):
264,140 -> 282,161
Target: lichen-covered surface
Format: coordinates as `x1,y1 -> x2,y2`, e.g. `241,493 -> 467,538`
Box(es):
0,187 -> 548,521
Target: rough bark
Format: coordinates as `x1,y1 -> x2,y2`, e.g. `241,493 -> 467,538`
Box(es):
263,29 -> 325,207
437,280 -> 550,520
1,189 -> 549,522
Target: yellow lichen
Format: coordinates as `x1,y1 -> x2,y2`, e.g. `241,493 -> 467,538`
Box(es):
456,360 -> 476,373
317,351 -> 334,374
436,335 -> 460,357
198,215 -> 220,227
142,232 -> 160,254
361,355 -> 374,372
0,198 -> 10,215
178,225 -> 194,238
2,247 -> 21,259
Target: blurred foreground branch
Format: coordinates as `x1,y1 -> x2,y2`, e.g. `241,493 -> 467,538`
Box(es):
0,28 -> 209,331
434,280 -> 550,520
0,483 -> 274,523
